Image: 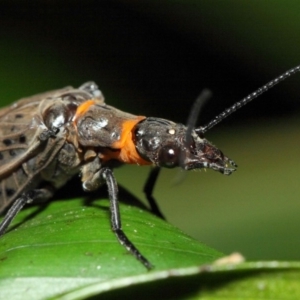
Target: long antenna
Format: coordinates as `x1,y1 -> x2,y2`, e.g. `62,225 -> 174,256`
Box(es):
199,65 -> 300,134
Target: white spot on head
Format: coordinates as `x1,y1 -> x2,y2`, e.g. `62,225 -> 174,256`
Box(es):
168,129 -> 175,135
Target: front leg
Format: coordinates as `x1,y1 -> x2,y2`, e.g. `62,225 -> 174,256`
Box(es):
82,164 -> 153,270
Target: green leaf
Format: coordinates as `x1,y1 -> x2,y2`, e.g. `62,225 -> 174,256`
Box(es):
1,198 -> 300,299
0,197 -> 222,299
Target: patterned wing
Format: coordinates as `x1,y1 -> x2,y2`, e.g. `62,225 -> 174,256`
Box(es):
0,86 -> 76,212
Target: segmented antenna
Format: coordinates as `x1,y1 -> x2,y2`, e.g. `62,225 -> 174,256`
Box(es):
199,65 -> 300,134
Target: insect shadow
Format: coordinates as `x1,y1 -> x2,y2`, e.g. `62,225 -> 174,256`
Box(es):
4,176 -> 150,234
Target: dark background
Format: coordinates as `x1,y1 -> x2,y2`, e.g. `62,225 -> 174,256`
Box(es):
1,0 -> 300,260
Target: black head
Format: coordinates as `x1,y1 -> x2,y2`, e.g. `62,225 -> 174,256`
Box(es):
134,117 -> 236,175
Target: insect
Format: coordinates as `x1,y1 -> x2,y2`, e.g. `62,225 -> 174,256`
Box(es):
0,65 -> 299,270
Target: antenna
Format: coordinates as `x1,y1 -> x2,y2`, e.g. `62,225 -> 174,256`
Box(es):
199,65 -> 300,134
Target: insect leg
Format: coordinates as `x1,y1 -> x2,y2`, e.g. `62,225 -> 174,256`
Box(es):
0,188 -> 53,237
99,167 -> 153,270
143,167 -> 165,219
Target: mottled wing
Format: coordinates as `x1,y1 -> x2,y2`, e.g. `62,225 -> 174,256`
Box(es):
0,86 -> 74,212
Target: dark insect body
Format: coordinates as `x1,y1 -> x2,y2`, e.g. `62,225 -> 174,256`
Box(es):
0,65 -> 299,269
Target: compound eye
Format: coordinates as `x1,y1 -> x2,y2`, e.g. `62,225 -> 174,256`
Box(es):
159,145 -> 179,168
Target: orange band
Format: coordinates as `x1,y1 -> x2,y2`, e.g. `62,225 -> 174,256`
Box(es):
106,116 -> 152,165
73,99 -> 96,122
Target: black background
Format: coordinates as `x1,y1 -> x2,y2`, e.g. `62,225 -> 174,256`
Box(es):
1,1 -> 299,124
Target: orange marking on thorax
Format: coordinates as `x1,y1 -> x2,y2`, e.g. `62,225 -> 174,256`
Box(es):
102,116 -> 152,166
73,99 -> 96,121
